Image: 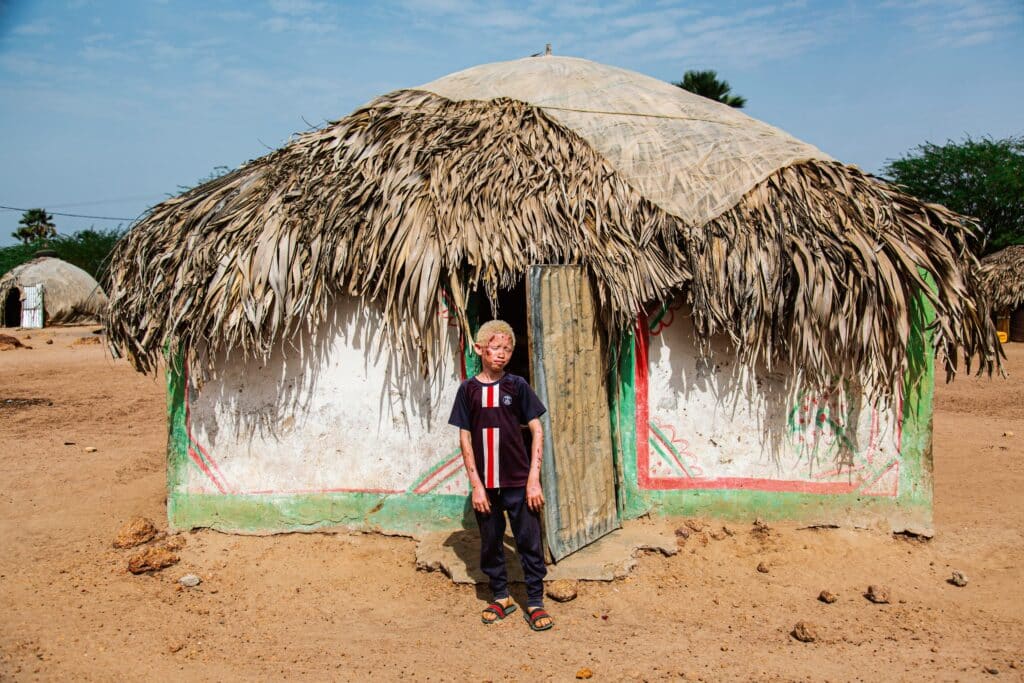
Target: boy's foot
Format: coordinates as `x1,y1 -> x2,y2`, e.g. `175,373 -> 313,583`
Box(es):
481,597 -> 516,624
524,606 -> 553,631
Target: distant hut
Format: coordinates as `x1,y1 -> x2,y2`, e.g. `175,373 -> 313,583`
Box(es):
105,56 -> 997,549
0,253 -> 108,328
981,244 -> 1024,342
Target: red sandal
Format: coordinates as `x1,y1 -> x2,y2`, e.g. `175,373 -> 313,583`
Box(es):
524,607 -> 553,631
481,601 -> 517,624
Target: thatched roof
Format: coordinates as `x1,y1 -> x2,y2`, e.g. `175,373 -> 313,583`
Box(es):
1,256 -> 108,325
981,244 -> 1024,311
105,56 -> 998,398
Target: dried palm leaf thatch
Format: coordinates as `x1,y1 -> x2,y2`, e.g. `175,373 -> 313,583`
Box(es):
104,88 -> 999,402
981,244 -> 1024,311
683,161 -> 999,398
105,91 -> 686,378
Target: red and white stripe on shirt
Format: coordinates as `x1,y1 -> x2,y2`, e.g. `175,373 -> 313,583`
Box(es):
481,384 -> 500,408
482,427 -> 500,488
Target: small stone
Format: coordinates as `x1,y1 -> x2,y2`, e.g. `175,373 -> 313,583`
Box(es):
178,574 -> 201,588
721,526 -> 735,537
709,529 -> 727,541
791,621 -> 818,642
72,336 -> 101,346
674,526 -> 690,539
45,339 -> 53,345
113,517 -> 158,549
575,668 -> 593,679
756,561 -> 770,574
84,447 -> 98,453
984,666 -> 999,675
865,585 -> 891,604
948,570 -> 969,587
546,580 -> 578,602
818,590 -> 838,604
168,642 -> 185,653
164,535 -> 186,552
1003,431 -> 1014,438
127,544 -> 179,574
752,518 -> 771,536
685,519 -> 706,532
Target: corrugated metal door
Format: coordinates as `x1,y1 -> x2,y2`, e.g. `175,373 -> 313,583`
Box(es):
21,285 -> 44,329
527,265 -> 619,561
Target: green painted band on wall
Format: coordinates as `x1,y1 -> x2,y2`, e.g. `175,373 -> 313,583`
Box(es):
169,490 -> 472,534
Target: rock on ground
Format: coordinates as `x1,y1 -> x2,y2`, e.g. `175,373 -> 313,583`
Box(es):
0,334 -> 26,351
818,590 -> 838,604
949,570 -> 969,587
546,580 -> 579,602
178,574 -> 201,587
865,585 -> 891,604
757,561 -> 770,573
791,621 -> 818,642
127,544 -> 179,574
112,517 -> 158,549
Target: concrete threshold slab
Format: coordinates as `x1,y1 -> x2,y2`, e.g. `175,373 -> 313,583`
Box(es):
416,518 -> 678,584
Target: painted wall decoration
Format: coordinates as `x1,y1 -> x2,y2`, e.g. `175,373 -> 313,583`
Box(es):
637,303 -> 902,498
180,297 -> 470,501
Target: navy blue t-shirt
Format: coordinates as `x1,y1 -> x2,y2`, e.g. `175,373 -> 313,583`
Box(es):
448,374 -> 547,488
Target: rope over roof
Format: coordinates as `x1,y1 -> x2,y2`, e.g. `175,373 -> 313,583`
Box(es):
104,57 -> 999,399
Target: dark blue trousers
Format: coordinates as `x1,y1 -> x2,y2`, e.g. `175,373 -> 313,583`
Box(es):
474,486 -> 547,608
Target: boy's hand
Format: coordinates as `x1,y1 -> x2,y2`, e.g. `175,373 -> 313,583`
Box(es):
526,478 -> 544,512
471,486 -> 491,514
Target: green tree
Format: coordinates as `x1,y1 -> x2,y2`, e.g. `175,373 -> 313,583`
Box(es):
883,136 -> 1024,254
51,226 -> 126,288
673,70 -> 746,108
12,208 -> 57,245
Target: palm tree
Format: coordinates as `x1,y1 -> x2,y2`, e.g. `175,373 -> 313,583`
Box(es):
12,208 -> 57,245
673,70 -> 746,108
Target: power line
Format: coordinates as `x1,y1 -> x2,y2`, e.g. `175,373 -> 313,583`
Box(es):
0,205 -> 136,222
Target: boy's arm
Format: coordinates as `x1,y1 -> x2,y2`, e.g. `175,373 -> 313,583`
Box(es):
525,417 -> 544,512
461,429 -> 490,514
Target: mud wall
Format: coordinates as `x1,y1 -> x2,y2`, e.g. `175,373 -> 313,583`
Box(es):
611,298 -> 935,534
167,297 -> 473,534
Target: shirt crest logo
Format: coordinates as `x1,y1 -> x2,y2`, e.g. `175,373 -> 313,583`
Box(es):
502,394 -> 513,406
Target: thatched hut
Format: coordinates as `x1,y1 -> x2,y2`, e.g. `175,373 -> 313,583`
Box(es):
106,56 -> 997,549
981,245 -> 1024,342
1,254 -> 108,327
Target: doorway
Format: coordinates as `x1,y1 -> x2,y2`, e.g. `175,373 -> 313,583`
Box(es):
3,288 -> 20,327
474,279 -> 531,383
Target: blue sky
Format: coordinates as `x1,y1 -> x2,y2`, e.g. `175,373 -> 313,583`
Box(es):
1,0 -> 1021,246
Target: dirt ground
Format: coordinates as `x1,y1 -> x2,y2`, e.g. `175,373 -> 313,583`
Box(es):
1,325 -> 1022,681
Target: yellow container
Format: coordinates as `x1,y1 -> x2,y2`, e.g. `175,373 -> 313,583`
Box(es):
998,330 -> 1009,344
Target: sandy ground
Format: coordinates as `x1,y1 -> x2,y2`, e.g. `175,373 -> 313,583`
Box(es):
1,325 -> 1022,681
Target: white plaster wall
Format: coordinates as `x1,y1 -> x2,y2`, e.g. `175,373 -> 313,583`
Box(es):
184,299 -> 467,496
646,310 -> 901,494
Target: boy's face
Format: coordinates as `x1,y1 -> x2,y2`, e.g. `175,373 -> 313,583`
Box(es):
475,333 -> 514,375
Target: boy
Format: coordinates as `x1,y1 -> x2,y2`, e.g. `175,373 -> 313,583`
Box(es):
448,320 -> 553,631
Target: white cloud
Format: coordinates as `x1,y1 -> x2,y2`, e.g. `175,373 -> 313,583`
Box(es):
885,0 -> 1022,47
13,20 -> 52,36
268,0 -> 328,16
262,16 -> 338,33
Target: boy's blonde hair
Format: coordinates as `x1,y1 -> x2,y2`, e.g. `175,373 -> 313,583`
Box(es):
475,320 -> 516,348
